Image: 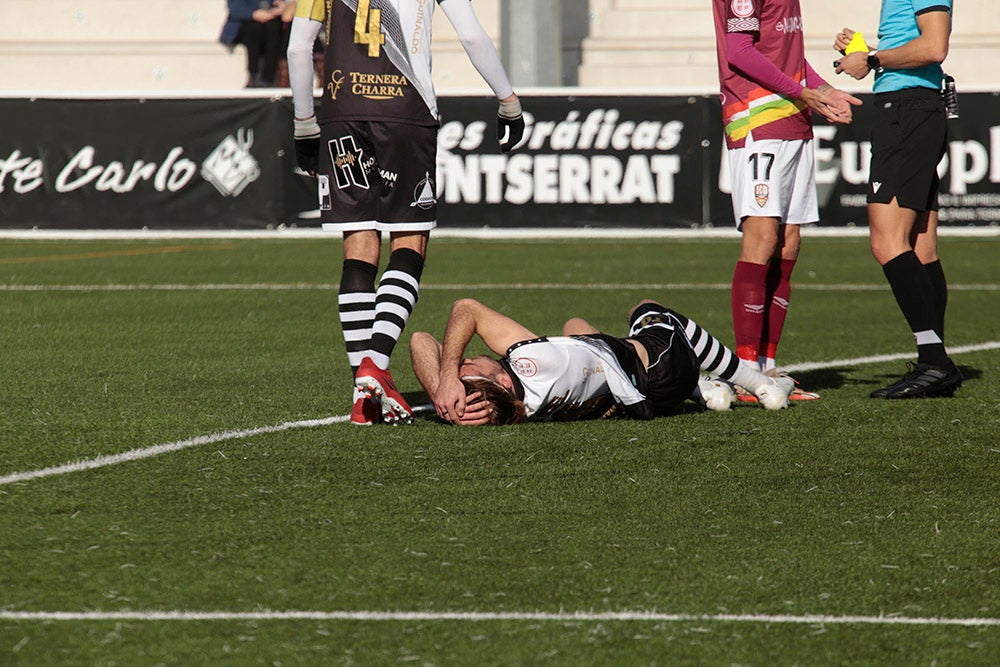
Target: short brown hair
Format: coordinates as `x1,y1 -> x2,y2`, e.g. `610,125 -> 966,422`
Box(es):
461,377 -> 526,425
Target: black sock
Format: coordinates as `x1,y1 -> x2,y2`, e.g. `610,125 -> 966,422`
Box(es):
923,259 -> 948,339
339,259 -> 378,375
882,251 -> 949,366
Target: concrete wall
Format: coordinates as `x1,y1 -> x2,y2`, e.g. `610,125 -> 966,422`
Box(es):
1,1 -> 995,93
581,0 -> 999,91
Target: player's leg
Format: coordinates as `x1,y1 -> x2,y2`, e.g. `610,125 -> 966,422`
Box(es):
869,201 -> 960,398
317,120 -> 382,423
756,138 -> 814,373
728,137 -> 795,370
355,122 -> 438,423
913,211 -> 947,339
866,89 -> 959,398
628,302 -> 792,410
732,217 -> 777,369
563,318 -> 600,336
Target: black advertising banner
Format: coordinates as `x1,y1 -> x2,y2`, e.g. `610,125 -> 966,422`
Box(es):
0,97 -> 315,229
1,92 -> 998,229
435,95 -> 714,227
811,90 -> 1000,227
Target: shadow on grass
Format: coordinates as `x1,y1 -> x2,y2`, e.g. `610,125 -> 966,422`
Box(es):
801,364 -> 982,393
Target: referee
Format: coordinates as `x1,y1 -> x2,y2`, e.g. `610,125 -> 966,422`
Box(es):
834,1 -> 961,399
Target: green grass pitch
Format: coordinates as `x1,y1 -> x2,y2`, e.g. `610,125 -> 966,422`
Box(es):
1,233 -> 999,665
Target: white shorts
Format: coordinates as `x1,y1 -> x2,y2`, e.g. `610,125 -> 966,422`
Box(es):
727,136 -> 818,229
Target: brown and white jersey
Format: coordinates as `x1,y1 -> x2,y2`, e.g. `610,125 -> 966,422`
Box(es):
296,0 -> 442,126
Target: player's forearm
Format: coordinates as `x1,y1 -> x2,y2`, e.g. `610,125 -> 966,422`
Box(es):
439,299 -> 480,378
288,18 -> 321,119
725,31 -> 803,99
409,332 -> 444,398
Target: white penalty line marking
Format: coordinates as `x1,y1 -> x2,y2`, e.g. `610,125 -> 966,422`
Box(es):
0,408 -> 434,486
782,341 -> 1000,373
2,342 -> 998,488
1,610 -> 998,627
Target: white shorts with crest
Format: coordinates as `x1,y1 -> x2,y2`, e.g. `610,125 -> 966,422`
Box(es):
727,135 -> 818,230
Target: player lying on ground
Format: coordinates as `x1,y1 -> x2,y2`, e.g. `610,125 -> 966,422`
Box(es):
408,298 -> 797,426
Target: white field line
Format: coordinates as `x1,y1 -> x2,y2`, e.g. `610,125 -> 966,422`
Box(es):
1,344 -> 998,488
0,406 -> 431,487
1,282 -> 998,292
0,609 -> 998,627
1,226 -> 999,240
783,341 -> 1000,373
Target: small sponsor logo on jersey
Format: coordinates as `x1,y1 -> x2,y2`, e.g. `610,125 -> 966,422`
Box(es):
201,128 -> 260,197
349,72 -> 409,100
731,0 -> 754,19
317,175 -> 331,210
330,135 -> 370,190
872,181 -> 882,193
775,16 -> 804,33
410,171 -> 436,209
327,69 -> 345,100
754,183 -> 769,207
511,357 -> 538,378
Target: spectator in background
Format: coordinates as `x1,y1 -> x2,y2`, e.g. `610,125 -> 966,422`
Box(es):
834,1 -> 961,399
711,0 -> 861,403
219,0 -> 288,88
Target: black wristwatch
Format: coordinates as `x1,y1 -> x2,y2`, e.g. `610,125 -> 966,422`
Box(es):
866,50 -> 883,74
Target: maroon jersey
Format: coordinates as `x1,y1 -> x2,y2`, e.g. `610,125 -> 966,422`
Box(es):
712,0 -> 813,148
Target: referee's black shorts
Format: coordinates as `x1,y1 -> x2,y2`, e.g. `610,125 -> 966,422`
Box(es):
868,86 -> 948,212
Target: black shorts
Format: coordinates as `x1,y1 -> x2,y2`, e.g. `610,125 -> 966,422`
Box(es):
623,302 -> 700,416
317,120 -> 437,232
868,87 -> 947,212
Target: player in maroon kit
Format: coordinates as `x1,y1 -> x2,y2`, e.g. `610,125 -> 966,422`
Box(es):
712,0 -> 861,401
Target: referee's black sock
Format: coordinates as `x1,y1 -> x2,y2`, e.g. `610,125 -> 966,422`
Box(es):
882,251 -> 949,367
923,259 -> 948,339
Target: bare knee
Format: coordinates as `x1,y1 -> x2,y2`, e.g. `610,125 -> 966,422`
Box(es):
562,317 -> 598,336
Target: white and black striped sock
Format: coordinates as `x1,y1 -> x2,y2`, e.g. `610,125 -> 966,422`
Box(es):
369,248 -> 424,370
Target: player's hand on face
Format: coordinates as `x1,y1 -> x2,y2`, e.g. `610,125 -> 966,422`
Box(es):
434,375 -> 468,423
453,391 -> 492,426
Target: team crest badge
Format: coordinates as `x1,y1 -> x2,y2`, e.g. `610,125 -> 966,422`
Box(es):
731,0 -> 754,18
754,183 -> 769,207
511,357 -> 538,378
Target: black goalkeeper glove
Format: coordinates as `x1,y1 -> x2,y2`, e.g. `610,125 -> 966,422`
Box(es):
293,116 -> 321,175
497,98 -> 525,153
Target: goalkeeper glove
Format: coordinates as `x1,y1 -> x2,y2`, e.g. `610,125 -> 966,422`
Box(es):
497,98 -> 525,153
293,116 -> 321,175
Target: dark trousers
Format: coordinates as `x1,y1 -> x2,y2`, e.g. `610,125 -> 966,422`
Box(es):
238,18 -> 283,85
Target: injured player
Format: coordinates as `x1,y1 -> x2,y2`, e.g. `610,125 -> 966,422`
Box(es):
408,298 -> 796,426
